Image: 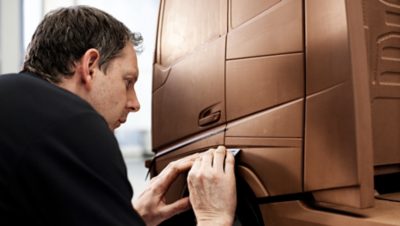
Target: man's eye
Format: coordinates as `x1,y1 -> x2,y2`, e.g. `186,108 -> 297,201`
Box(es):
125,80 -> 133,89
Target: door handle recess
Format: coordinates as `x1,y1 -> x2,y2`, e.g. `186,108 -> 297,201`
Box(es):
198,111 -> 221,127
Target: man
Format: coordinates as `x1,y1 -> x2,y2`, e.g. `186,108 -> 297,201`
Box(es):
0,6 -> 236,226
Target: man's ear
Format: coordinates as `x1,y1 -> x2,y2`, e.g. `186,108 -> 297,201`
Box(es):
80,48 -> 100,90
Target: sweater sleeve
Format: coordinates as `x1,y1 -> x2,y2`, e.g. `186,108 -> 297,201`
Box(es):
16,112 -> 145,226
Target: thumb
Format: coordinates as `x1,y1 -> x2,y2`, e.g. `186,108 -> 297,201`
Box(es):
160,197 -> 191,220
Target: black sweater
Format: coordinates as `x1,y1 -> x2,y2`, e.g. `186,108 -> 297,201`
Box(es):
0,72 -> 145,225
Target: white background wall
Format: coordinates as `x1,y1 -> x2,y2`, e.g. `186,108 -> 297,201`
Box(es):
0,0 -> 23,74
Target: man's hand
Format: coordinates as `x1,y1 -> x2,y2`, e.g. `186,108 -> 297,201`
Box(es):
187,146 -> 237,226
133,154 -> 198,226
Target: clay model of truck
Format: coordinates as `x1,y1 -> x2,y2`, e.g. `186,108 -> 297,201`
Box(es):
150,0 -> 400,225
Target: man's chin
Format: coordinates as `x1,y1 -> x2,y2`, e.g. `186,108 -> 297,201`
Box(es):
109,124 -> 119,132
109,119 -> 125,131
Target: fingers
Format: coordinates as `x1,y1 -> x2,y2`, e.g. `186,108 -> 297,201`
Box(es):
224,151 -> 235,175
213,146 -> 226,172
160,197 -> 191,220
154,146 -> 233,196
202,146 -> 230,173
152,153 -> 198,194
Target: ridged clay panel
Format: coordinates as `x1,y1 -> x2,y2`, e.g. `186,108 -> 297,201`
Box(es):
152,38 -> 225,149
227,0 -> 302,59
226,53 -> 304,121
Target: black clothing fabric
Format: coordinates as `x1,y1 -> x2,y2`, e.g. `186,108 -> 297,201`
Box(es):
0,72 -> 145,226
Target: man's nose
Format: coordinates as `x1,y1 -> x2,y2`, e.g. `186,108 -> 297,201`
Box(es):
127,90 -> 140,112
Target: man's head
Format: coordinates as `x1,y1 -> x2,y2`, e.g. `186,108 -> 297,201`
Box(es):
22,6 -> 140,130
22,6 -> 132,83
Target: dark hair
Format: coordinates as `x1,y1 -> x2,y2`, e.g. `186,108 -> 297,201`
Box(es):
22,6 -> 133,83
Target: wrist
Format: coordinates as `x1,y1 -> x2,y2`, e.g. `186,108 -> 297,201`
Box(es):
196,216 -> 233,226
